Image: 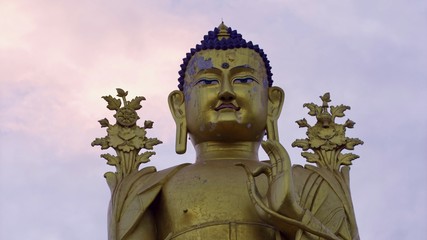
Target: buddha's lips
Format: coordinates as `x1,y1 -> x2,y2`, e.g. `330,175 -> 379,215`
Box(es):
215,103 -> 241,111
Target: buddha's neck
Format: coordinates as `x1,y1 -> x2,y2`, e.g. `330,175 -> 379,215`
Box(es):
194,141 -> 260,163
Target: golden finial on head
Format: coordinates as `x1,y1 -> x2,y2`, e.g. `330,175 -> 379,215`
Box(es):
217,21 -> 230,40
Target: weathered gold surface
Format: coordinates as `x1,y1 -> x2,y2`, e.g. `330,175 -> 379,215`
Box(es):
92,23 -> 362,240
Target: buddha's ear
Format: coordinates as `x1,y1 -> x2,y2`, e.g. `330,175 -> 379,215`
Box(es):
266,86 -> 285,141
168,90 -> 187,154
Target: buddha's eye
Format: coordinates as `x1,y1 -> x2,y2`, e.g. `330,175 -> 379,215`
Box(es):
233,77 -> 256,84
196,79 -> 219,86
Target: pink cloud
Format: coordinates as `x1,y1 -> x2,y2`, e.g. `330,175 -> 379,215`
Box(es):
0,0 -> 216,155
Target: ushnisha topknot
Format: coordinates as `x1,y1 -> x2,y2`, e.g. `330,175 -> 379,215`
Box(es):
178,22 -> 273,91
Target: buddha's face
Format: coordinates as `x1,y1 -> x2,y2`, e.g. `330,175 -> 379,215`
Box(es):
183,48 -> 269,145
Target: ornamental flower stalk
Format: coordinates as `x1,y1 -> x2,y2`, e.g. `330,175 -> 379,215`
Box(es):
292,93 -> 363,171
91,88 -> 162,191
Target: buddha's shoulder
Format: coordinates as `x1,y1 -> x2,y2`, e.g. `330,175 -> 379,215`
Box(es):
124,163 -> 191,196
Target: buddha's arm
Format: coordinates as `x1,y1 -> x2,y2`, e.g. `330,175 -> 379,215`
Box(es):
106,168 -> 161,240
119,209 -> 157,240
108,189 -> 158,240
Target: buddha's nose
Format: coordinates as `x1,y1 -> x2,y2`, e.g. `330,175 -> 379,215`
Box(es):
218,81 -> 236,101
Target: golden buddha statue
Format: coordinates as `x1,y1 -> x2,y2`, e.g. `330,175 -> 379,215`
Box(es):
92,22 -> 362,240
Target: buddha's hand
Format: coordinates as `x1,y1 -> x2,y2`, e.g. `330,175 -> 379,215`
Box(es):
237,141 -> 341,240
237,140 -> 303,220
262,140 -> 304,217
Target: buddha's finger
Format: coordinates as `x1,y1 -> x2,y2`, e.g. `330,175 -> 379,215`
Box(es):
236,163 -> 265,204
262,140 -> 287,176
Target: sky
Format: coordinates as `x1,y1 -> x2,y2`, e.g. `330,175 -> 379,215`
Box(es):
0,0 -> 426,239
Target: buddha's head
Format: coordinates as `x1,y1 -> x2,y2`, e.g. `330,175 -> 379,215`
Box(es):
169,23 -> 284,154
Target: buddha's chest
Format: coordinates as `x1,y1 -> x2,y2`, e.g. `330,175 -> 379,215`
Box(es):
155,161 -> 278,240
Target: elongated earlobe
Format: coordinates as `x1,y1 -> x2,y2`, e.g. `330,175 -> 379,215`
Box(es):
266,87 -> 285,141
168,90 -> 187,154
